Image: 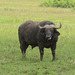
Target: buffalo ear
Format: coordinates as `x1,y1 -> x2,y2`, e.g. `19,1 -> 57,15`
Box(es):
54,29 -> 60,36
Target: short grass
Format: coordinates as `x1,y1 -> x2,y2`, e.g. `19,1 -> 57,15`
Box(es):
0,0 -> 75,75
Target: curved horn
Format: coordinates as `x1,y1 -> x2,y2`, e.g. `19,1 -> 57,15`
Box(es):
47,23 -> 62,29
39,23 -> 62,29
53,23 -> 62,29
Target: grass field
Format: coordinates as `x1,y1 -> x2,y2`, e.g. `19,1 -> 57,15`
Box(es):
0,0 -> 75,75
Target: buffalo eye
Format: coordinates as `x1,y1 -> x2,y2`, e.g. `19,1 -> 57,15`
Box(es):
40,28 -> 45,33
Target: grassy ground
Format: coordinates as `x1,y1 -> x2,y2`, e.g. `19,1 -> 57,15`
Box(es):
0,0 -> 75,75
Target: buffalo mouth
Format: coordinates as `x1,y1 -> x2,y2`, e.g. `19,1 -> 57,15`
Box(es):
48,37 -> 51,40
46,37 -> 51,40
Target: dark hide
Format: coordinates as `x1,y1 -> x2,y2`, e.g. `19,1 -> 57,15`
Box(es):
18,20 -> 61,61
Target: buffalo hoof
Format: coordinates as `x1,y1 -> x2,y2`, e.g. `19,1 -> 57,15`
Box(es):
40,58 -> 43,61
52,58 -> 56,61
22,53 -> 26,57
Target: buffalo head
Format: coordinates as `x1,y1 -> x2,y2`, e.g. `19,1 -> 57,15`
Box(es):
39,23 -> 62,40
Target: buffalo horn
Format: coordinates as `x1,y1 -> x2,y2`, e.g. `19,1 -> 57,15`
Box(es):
52,23 -> 62,29
39,23 -> 62,29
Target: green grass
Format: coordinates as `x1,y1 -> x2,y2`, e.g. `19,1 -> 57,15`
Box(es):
0,0 -> 75,75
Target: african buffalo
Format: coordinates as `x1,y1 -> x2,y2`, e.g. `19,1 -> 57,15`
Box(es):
18,20 -> 62,61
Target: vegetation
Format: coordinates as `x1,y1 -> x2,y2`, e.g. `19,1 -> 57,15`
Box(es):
40,0 -> 75,8
0,0 -> 75,75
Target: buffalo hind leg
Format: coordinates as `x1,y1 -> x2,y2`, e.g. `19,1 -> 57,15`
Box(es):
20,41 -> 28,56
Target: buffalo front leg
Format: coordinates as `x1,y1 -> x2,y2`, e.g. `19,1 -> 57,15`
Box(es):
39,46 -> 44,61
51,44 -> 56,61
39,49 -> 44,61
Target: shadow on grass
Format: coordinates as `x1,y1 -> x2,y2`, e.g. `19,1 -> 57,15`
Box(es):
21,55 -> 40,63
20,55 -> 58,63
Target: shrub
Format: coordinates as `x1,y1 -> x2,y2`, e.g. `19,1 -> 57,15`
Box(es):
40,0 -> 75,8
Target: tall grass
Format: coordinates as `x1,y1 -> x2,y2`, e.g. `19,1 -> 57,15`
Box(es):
40,0 -> 75,8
